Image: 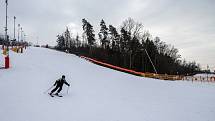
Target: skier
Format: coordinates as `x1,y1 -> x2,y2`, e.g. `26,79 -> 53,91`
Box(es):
49,75 -> 70,97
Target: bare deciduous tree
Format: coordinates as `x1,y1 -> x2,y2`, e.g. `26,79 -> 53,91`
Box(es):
121,17 -> 144,39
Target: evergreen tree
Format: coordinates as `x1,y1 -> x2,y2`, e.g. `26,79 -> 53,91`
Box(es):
64,27 -> 71,49
76,34 -> 81,47
82,18 -> 95,46
56,35 -> 65,50
98,19 -> 109,49
120,28 -> 130,52
109,25 -> 120,51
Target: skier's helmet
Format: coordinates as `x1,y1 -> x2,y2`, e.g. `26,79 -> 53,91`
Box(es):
62,75 -> 65,79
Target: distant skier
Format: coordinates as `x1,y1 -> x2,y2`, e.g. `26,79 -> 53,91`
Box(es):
49,75 -> 70,97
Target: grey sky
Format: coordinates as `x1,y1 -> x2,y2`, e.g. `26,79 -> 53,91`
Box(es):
0,0 -> 215,70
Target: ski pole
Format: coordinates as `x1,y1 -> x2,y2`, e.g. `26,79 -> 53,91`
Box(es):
44,85 -> 54,94
67,85 -> 70,94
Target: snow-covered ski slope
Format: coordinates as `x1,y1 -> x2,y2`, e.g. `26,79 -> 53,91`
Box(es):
0,47 -> 215,121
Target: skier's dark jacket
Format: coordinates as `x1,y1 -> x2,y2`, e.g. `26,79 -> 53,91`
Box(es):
54,78 -> 70,87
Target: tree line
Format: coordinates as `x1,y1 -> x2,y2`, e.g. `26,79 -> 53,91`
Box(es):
55,18 -> 201,75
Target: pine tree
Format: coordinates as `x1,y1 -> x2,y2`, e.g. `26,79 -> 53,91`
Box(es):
120,28 -> 130,52
109,25 -> 120,51
82,18 -> 95,46
56,35 -> 65,50
75,34 -> 81,47
98,19 -> 109,49
64,27 -> 71,49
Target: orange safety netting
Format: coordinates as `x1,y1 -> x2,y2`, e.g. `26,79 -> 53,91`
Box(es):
80,56 -> 185,81
80,56 -> 144,76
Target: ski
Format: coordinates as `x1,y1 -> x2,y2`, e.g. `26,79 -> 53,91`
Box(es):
48,93 -> 63,97
55,95 -> 63,97
48,93 -> 54,97
53,93 -> 63,97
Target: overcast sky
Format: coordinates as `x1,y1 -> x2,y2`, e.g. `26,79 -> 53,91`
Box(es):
0,0 -> 215,70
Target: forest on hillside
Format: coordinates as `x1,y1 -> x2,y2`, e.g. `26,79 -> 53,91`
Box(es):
56,18 -> 201,75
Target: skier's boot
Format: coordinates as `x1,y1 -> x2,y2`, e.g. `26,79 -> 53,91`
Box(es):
49,92 -> 54,97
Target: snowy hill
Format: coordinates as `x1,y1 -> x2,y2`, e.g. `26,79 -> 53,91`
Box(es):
0,47 -> 215,121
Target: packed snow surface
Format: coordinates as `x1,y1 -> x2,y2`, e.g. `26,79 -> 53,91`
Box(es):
0,47 -> 215,121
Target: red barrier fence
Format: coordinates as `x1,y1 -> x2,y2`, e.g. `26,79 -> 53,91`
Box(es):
80,56 -> 182,80
80,56 -> 144,76
80,56 -> 215,83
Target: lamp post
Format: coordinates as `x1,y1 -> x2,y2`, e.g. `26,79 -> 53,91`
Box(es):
5,0 -> 9,69
21,30 -> 24,53
22,31 -> 24,42
18,24 -> 20,42
24,34 -> 27,49
20,28 -> 24,42
20,27 -> 22,41
5,0 -> 8,43
24,34 -> 27,42
13,16 -> 16,40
